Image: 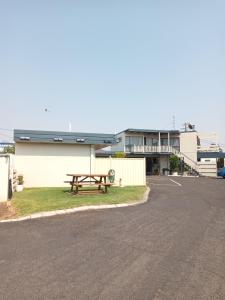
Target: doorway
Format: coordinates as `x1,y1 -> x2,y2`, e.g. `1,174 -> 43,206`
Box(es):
146,157 -> 160,175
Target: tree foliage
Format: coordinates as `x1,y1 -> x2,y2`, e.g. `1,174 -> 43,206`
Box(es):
114,152 -> 126,158
3,145 -> 15,154
169,155 -> 180,172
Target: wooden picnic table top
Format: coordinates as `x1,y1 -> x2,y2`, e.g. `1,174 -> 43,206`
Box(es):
66,174 -> 111,194
66,174 -> 109,177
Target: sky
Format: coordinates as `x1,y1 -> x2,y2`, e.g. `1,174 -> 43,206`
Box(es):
0,0 -> 225,148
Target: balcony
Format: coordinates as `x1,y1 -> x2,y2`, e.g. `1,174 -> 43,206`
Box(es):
125,145 -> 179,153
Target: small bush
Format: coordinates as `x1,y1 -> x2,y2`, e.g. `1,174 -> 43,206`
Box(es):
114,152 -> 126,158
18,175 -> 24,185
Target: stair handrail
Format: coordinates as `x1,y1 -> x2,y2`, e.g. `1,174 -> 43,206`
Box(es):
170,146 -> 199,172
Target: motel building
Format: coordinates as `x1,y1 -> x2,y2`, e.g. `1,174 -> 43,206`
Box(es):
4,126 -> 225,191
105,127 -> 225,177
14,129 -> 116,188
108,128 -> 197,175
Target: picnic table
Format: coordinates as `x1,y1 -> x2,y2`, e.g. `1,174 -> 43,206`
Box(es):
66,174 -> 111,194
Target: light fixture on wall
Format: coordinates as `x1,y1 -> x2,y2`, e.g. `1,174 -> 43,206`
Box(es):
19,136 -> 30,141
104,140 -> 112,144
76,138 -> 85,142
53,137 -> 63,142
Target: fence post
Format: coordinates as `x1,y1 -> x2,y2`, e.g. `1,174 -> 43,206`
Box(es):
0,156 -> 9,202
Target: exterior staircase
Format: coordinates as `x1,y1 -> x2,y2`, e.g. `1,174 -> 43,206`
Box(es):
126,145 -> 200,175
170,147 -> 199,175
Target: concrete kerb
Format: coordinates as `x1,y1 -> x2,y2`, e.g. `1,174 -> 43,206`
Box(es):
0,187 -> 150,223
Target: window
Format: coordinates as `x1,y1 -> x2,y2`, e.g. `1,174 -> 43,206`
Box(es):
125,137 -> 130,145
152,138 -> 158,146
170,138 -> 180,147
145,137 -> 152,146
161,138 -> 168,146
125,136 -> 143,145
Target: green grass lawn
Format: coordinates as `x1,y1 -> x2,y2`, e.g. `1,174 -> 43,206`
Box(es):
12,186 -> 146,216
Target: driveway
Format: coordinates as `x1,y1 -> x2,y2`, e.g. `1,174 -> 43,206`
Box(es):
0,177 -> 225,299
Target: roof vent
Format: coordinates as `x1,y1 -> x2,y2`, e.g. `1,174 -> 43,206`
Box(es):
19,136 -> 30,141
104,140 -> 112,144
53,137 -> 63,142
76,138 -> 85,142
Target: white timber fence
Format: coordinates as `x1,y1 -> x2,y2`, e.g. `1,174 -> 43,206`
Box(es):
0,154 -> 15,202
94,158 -> 146,186
197,161 -> 217,177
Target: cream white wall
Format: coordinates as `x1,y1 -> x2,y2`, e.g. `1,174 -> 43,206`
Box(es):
180,132 -> 198,163
197,161 -> 217,177
200,158 -> 217,163
94,158 -> 146,186
160,156 -> 169,174
15,143 -> 95,187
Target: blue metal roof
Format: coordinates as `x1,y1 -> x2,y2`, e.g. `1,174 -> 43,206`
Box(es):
197,152 -> 225,159
14,129 -> 116,146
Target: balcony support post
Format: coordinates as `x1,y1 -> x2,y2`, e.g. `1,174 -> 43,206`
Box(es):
143,135 -> 145,152
168,132 -> 170,152
158,132 -> 161,152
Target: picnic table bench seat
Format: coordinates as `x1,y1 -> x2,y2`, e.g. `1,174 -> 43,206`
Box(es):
66,174 -> 111,194
65,181 -> 111,186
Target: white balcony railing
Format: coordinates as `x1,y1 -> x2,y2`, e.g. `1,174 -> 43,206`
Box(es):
125,145 -> 199,173
125,145 -> 179,153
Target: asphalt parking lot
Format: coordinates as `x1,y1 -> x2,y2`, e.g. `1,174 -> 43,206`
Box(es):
0,176 -> 225,299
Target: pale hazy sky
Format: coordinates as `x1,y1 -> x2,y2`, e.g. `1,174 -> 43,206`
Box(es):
0,1 -> 225,148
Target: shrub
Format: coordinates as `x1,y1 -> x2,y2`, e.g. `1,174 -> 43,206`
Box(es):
3,145 -> 15,154
169,155 -> 180,172
114,152 -> 126,158
18,175 -> 24,185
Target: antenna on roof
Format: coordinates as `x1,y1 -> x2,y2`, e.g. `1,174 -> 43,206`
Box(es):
172,116 -> 176,130
182,122 -> 196,132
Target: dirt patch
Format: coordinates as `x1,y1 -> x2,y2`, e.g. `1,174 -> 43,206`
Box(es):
0,202 -> 17,220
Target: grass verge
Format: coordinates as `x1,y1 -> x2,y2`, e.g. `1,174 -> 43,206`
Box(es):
12,186 -> 146,216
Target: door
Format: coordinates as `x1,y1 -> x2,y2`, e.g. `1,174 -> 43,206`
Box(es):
146,157 -> 160,175
146,158 -> 153,175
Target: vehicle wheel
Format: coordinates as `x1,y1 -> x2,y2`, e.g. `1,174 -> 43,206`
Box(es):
223,176 -> 225,179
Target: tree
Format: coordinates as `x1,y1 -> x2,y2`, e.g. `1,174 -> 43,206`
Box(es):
3,145 -> 15,154
169,155 -> 180,172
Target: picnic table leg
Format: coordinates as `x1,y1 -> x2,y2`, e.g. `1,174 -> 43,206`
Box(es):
104,176 -> 108,193
75,185 -> 79,194
98,176 -> 102,190
104,176 -> 106,193
71,176 -> 75,192
75,177 -> 79,194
